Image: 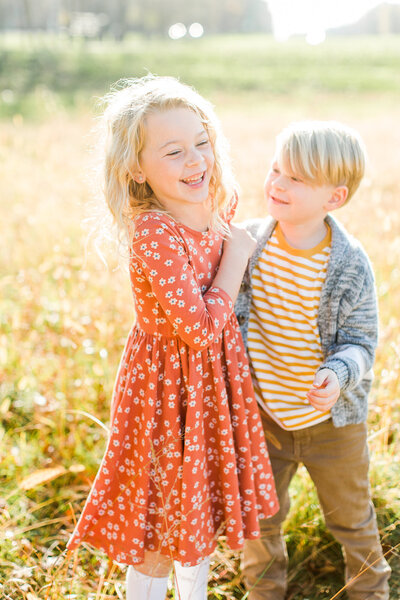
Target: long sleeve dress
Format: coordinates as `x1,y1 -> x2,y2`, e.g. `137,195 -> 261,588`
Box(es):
67,211 -> 278,567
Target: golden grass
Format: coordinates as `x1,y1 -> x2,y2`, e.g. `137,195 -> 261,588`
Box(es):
1,92 -> 399,598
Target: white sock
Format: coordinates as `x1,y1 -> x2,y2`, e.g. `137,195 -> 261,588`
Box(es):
173,557 -> 210,600
126,565 -> 169,600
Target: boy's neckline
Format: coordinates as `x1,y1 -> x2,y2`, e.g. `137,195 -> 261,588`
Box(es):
275,222 -> 331,257
276,219 -> 330,250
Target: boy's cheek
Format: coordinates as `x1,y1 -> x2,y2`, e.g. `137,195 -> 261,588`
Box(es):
264,172 -> 274,188
264,181 -> 272,199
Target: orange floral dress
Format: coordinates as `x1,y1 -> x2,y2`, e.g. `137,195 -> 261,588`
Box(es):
67,212 -> 278,566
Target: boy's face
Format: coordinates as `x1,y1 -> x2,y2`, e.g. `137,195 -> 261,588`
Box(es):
264,160 -> 342,227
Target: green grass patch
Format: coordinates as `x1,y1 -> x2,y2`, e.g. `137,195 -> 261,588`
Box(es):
1,33 -> 400,118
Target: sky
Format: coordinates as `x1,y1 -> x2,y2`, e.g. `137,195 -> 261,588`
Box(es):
266,0 -> 400,43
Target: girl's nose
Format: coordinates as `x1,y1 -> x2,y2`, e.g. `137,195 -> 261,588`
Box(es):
186,147 -> 203,166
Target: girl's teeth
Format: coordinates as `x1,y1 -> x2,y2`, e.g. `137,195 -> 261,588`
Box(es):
183,174 -> 203,184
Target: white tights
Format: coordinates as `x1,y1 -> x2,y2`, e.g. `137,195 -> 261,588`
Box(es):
126,565 -> 169,600
174,557 -> 210,600
126,556 -> 210,600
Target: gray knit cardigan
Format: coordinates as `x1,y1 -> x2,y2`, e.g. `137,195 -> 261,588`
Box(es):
234,214 -> 379,427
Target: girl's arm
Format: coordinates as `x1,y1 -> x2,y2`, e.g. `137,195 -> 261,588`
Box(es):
212,224 -> 256,303
131,216 -> 255,351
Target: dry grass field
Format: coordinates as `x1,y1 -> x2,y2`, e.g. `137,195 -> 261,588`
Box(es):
1,35 -> 400,600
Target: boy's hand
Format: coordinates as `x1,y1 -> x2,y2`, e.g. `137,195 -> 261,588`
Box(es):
306,368 -> 340,412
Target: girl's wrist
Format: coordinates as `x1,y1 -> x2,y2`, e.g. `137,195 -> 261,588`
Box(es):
222,244 -> 252,264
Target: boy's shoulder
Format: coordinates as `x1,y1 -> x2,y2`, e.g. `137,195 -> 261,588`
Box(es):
326,216 -> 376,295
242,214 -> 368,251
242,214 -> 374,281
327,215 -> 372,266
242,215 -> 275,238
242,216 -> 276,266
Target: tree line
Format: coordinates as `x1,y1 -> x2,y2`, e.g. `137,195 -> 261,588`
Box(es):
0,0 -> 273,38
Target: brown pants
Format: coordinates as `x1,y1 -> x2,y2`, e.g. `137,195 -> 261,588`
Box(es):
243,414 -> 391,600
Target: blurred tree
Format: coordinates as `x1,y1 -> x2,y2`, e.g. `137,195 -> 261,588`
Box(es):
0,0 -> 273,35
1,0 -> 400,37
242,0 -> 272,32
327,1 -> 400,35
21,0 -> 33,29
109,0 -> 128,40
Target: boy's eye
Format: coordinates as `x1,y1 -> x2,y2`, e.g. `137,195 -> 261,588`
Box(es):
197,139 -> 209,147
166,149 -> 181,156
291,176 -> 302,182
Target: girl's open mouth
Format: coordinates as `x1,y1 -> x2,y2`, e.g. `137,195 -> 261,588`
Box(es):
181,172 -> 206,186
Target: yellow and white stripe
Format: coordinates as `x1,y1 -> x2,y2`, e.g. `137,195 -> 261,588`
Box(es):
248,224 -> 332,430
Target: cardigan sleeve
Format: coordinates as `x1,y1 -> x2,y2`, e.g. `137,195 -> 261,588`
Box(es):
319,253 -> 378,391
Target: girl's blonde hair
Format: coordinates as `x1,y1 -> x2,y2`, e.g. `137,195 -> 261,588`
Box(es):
275,120 -> 366,202
101,74 -> 235,243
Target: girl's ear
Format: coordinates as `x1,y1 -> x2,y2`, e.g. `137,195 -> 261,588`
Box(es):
133,173 -> 146,183
132,169 -> 146,184
327,185 -> 348,211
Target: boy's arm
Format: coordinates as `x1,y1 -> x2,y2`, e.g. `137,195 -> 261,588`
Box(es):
309,258 -> 378,410
321,265 -> 378,391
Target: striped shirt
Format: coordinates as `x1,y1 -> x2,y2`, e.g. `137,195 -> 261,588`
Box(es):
248,223 -> 332,430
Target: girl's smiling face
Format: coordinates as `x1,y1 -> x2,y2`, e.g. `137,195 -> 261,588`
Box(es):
137,107 -> 215,222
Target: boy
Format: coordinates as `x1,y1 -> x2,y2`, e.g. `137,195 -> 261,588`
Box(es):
235,121 -> 391,599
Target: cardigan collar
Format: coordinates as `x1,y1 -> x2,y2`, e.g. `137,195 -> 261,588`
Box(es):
248,214 -> 353,278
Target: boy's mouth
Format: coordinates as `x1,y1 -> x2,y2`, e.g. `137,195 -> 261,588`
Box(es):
181,172 -> 206,186
270,194 -> 289,205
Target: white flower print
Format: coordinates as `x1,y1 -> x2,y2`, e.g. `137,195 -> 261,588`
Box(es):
67,211 -> 278,567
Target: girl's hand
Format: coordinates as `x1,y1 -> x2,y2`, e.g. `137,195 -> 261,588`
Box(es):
212,224 -> 256,303
224,224 -> 257,261
306,368 -> 341,412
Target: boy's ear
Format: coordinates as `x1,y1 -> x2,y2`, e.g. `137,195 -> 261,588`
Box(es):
327,185 -> 348,211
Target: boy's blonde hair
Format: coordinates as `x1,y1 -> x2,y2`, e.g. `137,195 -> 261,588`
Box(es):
275,121 -> 366,202
101,74 -> 234,242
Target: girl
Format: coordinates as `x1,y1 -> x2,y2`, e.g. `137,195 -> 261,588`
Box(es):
67,75 -> 278,600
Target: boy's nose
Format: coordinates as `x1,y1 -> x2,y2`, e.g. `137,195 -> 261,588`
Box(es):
272,176 -> 285,190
